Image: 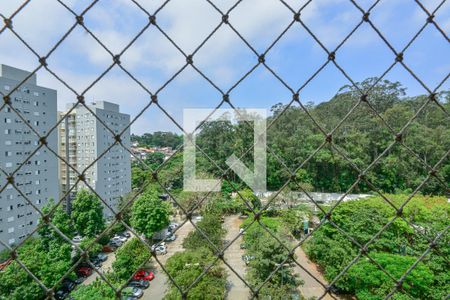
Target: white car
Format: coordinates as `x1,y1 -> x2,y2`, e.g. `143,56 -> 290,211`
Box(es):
165,234 -> 176,242
155,245 -> 167,255
168,223 -> 179,231
72,235 -> 84,243
151,244 -> 167,255
112,235 -> 127,243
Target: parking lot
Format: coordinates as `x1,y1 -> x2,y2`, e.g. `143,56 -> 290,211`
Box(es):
82,246 -> 116,286
142,220 -> 194,299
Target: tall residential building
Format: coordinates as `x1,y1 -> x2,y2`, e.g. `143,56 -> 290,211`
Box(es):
58,101 -> 131,219
0,64 -> 59,250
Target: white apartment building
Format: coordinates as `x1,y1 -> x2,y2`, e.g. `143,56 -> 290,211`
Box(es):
0,65 -> 59,250
58,101 -> 131,219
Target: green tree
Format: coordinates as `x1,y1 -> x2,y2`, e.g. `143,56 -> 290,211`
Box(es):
164,249 -> 226,300
183,212 -> 226,252
0,238 -> 73,300
71,190 -> 105,237
305,195 -> 449,298
38,199 -> 73,247
130,191 -> 170,239
237,189 -> 262,215
131,166 -> 149,189
71,279 -> 115,300
145,152 -> 165,168
345,253 -> 434,299
112,237 -> 151,280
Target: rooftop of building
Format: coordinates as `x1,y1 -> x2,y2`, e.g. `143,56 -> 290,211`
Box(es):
0,64 -> 37,85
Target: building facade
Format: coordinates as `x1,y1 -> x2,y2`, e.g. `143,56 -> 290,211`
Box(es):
0,65 -> 59,250
58,101 -> 131,219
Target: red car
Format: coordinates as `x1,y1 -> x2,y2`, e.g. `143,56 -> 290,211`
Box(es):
133,270 -> 155,281
77,266 -> 93,277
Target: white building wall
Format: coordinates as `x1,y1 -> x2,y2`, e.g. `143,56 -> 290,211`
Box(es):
0,65 -> 59,250
59,101 -> 131,219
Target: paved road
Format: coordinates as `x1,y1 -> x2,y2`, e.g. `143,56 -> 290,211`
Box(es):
293,246 -> 340,300
223,215 -> 249,300
82,251 -> 115,285
142,220 -> 195,300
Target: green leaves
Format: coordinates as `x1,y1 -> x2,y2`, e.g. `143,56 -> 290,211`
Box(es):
0,239 -> 73,300
112,237 -> 151,280
130,191 -> 170,239
72,190 -> 105,237
38,199 -> 73,247
183,212 -> 226,251
164,249 -> 226,300
346,253 -> 434,299
305,195 -> 449,299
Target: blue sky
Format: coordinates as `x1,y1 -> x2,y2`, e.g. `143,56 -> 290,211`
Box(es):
0,0 -> 449,134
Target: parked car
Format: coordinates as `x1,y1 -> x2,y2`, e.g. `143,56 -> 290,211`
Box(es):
151,242 -> 167,252
133,270 -> 155,281
54,289 -> 69,300
61,278 -> 76,292
159,194 -> 169,200
152,245 -> 167,255
94,253 -> 108,262
72,235 -> 84,243
119,231 -> 131,238
168,223 -> 179,231
128,280 -> 150,289
239,228 -> 245,235
102,244 -> 116,253
112,235 -> 127,243
91,257 -> 102,268
74,277 -> 85,284
76,266 -> 93,277
153,228 -> 170,241
238,214 -> 249,219
241,255 -> 255,265
194,216 -> 203,222
165,234 -> 176,242
240,243 -> 246,249
109,240 -> 123,247
122,287 -> 143,298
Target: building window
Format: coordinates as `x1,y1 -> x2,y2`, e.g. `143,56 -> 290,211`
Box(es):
4,118 -> 11,123
7,217 -> 14,222
5,151 -> 12,157
8,238 -> 15,245
4,85 -> 10,90
5,162 -> 12,168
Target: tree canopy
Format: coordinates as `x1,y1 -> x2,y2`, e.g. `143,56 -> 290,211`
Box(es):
195,79 -> 449,195
130,191 -> 171,239
71,190 -> 105,237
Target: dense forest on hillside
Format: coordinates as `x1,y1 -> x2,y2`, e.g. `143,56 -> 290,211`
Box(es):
131,131 -> 182,149
195,78 -> 449,195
